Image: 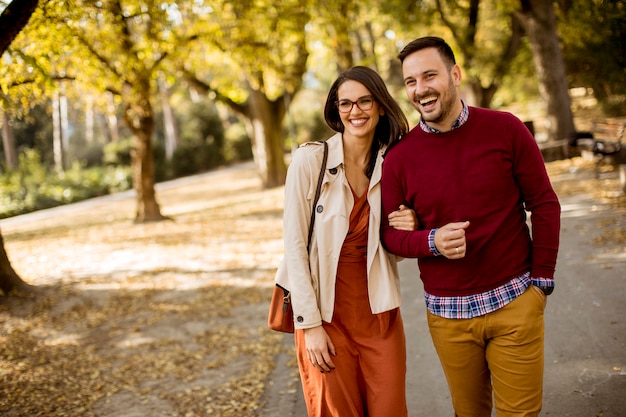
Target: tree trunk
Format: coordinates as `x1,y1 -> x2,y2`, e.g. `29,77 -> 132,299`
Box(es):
51,83 -> 70,170
326,4 -> 354,73
0,230 -> 33,296
438,0 -> 523,109
85,95 -> 94,144
0,0 -> 41,297
519,0 -> 576,143
2,110 -> 18,170
183,73 -> 292,189
60,83 -> 69,168
159,76 -> 178,161
247,90 -> 287,188
123,86 -> 166,223
106,92 -> 120,143
129,128 -> 164,222
52,89 -> 64,171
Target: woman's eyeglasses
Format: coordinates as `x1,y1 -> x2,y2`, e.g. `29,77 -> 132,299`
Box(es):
336,95 -> 375,113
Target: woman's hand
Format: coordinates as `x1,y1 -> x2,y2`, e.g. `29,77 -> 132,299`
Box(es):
304,326 -> 337,373
388,205 -> 419,231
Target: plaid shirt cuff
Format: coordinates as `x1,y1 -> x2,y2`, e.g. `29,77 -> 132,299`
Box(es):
429,229 -> 442,256
531,277 -> 555,289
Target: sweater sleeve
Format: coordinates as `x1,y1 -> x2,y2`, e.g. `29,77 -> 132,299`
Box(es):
511,118 -> 561,279
380,152 -> 434,259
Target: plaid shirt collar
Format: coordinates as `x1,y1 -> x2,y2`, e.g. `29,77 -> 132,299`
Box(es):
419,100 -> 469,134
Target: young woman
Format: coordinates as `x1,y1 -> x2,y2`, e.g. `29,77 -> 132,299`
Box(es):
281,66 -> 413,416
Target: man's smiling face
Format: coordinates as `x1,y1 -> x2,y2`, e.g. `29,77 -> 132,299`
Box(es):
402,47 -> 462,132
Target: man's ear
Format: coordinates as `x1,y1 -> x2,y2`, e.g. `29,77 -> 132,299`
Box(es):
451,64 -> 462,87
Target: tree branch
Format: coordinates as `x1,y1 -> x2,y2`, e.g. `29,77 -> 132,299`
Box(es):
181,69 -> 248,116
0,0 -> 40,56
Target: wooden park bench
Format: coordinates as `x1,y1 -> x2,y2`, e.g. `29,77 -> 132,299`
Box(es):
524,121 -> 571,162
570,119 -> 625,177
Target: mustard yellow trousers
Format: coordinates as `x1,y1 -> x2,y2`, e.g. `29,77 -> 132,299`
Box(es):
426,285 -> 547,417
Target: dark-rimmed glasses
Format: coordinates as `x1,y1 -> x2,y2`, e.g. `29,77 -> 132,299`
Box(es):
336,95 -> 375,113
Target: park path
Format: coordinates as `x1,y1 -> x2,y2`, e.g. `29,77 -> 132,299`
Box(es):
1,159 -> 625,416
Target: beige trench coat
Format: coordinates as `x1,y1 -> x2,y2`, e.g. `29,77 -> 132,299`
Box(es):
276,133 -> 402,330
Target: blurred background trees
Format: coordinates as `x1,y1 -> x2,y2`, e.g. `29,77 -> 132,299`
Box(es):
1,0 -> 624,295
1,0 -> 625,222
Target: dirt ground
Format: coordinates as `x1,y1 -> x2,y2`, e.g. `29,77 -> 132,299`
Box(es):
0,157 -> 624,417
0,162 -> 287,417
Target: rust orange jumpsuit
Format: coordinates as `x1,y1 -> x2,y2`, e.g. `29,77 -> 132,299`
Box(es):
295,187 -> 408,417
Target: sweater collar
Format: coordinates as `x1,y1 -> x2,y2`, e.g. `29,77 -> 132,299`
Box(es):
419,100 -> 469,134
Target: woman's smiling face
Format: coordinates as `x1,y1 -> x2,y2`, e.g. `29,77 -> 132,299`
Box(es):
337,80 -> 383,140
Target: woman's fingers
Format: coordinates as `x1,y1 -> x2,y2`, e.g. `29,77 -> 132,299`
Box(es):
388,205 -> 420,231
304,327 -> 336,373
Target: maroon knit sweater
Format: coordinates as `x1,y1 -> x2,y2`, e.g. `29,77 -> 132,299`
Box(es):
381,107 -> 560,297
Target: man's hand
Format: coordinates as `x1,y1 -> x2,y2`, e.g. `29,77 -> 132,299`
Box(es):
434,221 -> 470,259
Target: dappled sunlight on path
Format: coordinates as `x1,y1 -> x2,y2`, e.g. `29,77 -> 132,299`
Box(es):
1,162 -> 285,289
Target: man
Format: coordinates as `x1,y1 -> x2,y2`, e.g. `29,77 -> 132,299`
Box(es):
381,36 -> 561,416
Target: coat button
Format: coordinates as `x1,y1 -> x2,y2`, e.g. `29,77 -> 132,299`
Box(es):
329,167 -> 337,175
297,316 -> 304,323
316,205 -> 323,213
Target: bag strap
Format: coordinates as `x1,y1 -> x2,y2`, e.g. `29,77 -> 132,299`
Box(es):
306,141 -> 328,253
